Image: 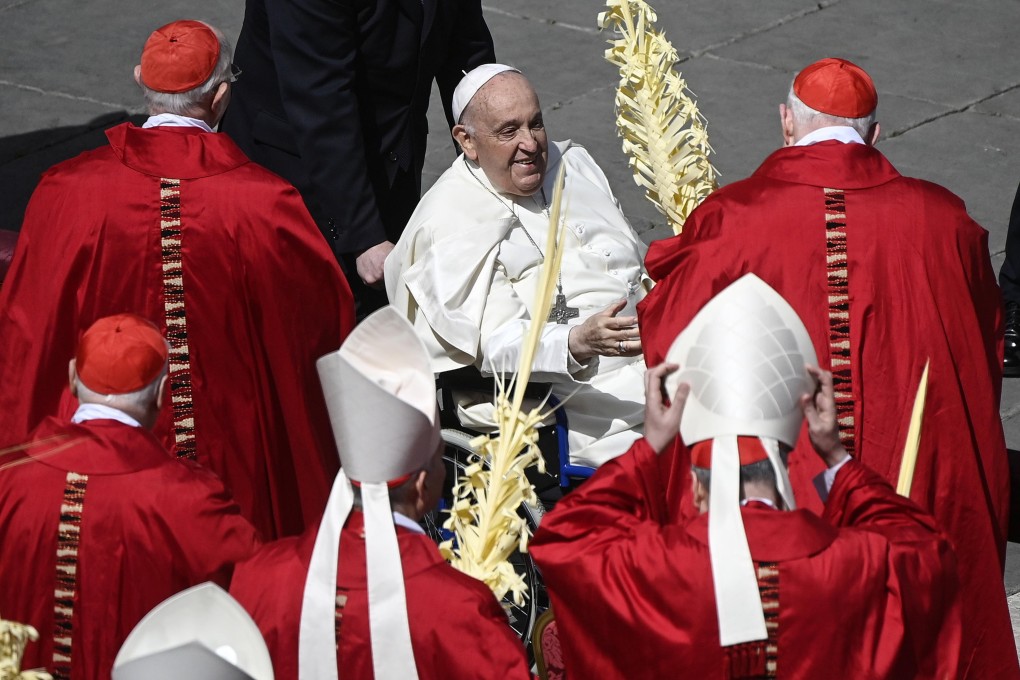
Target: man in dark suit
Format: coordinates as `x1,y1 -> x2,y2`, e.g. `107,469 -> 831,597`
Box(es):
223,0 -> 496,314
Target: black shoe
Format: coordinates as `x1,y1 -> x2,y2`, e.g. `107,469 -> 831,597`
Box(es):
1005,301 -> 1020,377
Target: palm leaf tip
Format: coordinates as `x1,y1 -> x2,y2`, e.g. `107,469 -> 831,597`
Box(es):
600,0 -> 718,235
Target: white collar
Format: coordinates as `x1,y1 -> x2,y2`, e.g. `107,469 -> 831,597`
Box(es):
71,403 -> 142,428
795,126 -> 865,147
740,496 -> 777,509
142,113 -> 215,133
392,511 -> 425,535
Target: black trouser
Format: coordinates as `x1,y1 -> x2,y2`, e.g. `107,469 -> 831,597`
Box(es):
999,181 -> 1020,303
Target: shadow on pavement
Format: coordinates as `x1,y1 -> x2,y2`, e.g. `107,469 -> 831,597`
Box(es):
0,111 -> 146,233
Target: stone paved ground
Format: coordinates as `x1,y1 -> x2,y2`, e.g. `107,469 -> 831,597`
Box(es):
3,0 -> 1020,657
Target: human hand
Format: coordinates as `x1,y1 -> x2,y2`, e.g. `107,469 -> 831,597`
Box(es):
356,240 -> 395,288
567,299 -> 642,362
643,362 -> 689,454
799,364 -> 849,467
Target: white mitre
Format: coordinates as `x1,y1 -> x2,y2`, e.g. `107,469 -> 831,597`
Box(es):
301,306 -> 441,680
452,63 -> 521,122
664,273 -> 818,647
112,583 -> 273,680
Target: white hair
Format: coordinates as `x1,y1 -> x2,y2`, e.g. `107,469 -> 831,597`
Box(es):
786,86 -> 876,140
139,24 -> 233,117
75,364 -> 167,411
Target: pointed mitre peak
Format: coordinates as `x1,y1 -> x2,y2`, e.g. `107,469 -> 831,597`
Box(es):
112,583 -> 273,680
316,306 -> 440,484
665,274 -> 818,447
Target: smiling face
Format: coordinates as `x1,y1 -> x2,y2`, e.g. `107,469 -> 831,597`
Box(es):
453,73 -> 548,198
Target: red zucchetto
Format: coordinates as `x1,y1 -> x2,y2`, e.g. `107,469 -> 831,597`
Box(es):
139,20 -> 220,94
76,314 -> 168,395
691,436 -> 771,469
794,57 -> 877,118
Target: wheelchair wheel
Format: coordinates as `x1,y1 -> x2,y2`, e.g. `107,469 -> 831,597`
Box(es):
420,428 -> 545,662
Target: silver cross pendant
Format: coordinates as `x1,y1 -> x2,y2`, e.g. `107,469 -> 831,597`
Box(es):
548,293 -> 580,324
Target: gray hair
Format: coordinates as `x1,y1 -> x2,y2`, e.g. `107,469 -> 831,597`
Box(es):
786,86 -> 876,141
139,24 -> 233,117
75,365 -> 166,411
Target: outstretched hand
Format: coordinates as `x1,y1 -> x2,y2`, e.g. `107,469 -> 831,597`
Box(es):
568,299 -> 642,362
643,362 -> 690,454
799,365 -> 849,467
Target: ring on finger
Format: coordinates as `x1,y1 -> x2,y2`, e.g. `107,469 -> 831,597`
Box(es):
618,340 -> 626,353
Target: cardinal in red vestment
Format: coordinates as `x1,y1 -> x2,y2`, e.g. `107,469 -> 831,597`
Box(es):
637,58 -> 1014,677
0,315 -> 259,680
230,308 -> 531,679
532,277 -> 961,679
0,20 -> 355,539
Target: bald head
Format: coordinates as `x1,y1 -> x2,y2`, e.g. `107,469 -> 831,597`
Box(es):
452,72 -> 549,198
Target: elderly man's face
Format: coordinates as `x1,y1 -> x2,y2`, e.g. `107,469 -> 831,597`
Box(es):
460,74 -> 548,198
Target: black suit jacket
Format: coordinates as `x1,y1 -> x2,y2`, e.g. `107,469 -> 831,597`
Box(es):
223,0 -> 495,254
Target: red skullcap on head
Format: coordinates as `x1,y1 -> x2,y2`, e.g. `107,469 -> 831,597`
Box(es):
691,437 -> 771,469
794,57 -> 877,118
76,314 -> 168,395
140,20 -> 220,94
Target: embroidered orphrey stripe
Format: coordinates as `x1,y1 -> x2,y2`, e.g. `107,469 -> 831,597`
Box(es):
52,471 -> 88,680
160,178 -> 197,460
758,562 -> 780,678
824,187 -> 855,455
723,562 -> 780,678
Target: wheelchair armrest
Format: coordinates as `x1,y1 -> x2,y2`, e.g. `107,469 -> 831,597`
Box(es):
436,366 -> 556,421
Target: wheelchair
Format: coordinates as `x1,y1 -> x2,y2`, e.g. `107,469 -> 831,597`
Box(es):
418,366 -> 595,663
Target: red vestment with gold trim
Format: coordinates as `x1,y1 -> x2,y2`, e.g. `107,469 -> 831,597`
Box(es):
229,511 -> 533,679
530,439 -> 962,679
0,124 -> 356,538
637,141 -> 1014,677
0,417 -> 259,680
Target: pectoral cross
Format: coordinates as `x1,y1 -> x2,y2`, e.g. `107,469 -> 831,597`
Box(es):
549,293 -> 579,324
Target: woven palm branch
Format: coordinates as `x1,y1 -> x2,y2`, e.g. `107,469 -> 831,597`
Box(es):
0,615 -> 51,680
598,0 -> 717,235
440,165 -> 568,605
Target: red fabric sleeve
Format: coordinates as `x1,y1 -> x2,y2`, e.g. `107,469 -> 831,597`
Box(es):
823,458 -> 941,537
824,459 -> 962,679
173,462 -> 262,587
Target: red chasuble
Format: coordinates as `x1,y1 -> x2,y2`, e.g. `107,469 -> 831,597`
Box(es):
530,439 -> 961,679
0,418 -> 259,680
230,512 -> 532,679
638,141 -> 1013,678
0,123 -> 356,539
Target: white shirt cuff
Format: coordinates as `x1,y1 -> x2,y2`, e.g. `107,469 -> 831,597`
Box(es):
483,320 -> 587,376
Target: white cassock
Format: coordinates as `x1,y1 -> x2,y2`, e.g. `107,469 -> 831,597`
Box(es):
386,140 -> 648,466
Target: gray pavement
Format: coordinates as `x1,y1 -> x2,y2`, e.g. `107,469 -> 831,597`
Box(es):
3,0 -> 1020,649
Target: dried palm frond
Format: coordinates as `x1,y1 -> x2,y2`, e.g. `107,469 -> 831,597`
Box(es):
0,615 -> 51,680
598,0 -> 717,235
896,360 -> 930,498
441,164 -> 568,605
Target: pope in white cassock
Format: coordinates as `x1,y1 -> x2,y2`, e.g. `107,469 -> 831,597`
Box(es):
385,64 -> 649,466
